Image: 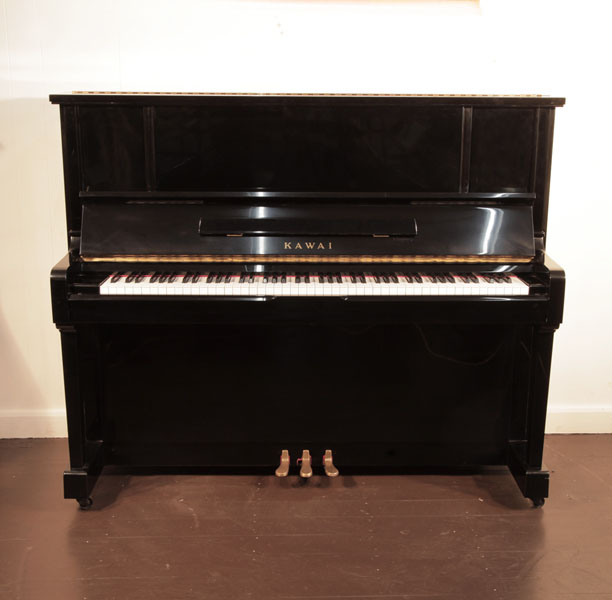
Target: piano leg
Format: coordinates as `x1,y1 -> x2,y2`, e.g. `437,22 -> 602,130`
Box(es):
59,326 -> 104,509
508,325 -> 558,508
508,442 -> 549,507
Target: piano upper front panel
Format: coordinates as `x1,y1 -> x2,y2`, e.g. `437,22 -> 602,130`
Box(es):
470,108 -> 537,193
79,106 -> 146,192
154,105 -> 463,192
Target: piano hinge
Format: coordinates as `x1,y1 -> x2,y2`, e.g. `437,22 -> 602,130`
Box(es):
69,234 -> 81,253
534,233 -> 545,251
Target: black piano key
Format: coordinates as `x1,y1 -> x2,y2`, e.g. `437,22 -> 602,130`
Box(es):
271,273 -> 278,283
359,273 -> 366,284
501,274 -> 512,283
326,273 -> 334,284
482,274 -> 494,283
192,272 -> 201,283
295,273 -> 301,284
183,272 -> 193,284
111,271 -> 125,283
458,273 -> 470,283
445,273 -> 455,283
263,273 -> 269,283
135,272 -> 146,283
281,272 -> 287,284
373,273 -> 381,283
167,273 -> 177,283
248,273 -> 255,284
319,274 -> 325,284
414,274 -> 423,283
468,273 -> 479,283
335,273 -> 342,284
403,272 -> 413,283
391,273 -> 399,283
159,272 -> 170,283
350,273 -> 357,284
381,273 -> 390,283
150,271 -> 161,283
206,272 -> 215,283
215,273 -> 224,283
125,272 -> 137,283
239,273 -> 246,284
305,273 -> 311,284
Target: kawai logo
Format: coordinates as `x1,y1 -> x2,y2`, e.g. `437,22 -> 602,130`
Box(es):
283,241 -> 333,251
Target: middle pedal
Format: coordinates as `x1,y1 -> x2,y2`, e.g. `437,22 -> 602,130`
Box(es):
299,449 -> 313,478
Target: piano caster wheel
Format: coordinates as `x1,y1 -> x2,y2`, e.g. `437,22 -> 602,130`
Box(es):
77,497 -> 93,510
323,449 -> 339,477
298,450 -> 313,478
275,449 -> 290,477
530,497 -> 545,508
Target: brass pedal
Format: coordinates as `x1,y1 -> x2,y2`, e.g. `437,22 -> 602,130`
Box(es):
322,449 -> 339,477
299,449 -> 313,478
275,449 -> 290,477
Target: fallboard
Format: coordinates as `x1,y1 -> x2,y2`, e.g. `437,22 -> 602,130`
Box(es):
80,201 -> 535,263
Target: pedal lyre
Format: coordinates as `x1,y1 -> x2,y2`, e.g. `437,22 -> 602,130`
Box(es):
323,449 -> 339,477
299,449 -> 313,478
275,449 -> 290,477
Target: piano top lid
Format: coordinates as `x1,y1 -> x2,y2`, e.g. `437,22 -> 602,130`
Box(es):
49,92 -> 566,107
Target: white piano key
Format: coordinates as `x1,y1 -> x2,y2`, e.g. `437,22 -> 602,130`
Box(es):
114,274 -> 128,295
99,274 -> 113,295
287,275 -> 298,296
228,274 -> 242,295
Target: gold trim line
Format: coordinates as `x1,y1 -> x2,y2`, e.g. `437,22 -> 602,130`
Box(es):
82,254 -> 533,264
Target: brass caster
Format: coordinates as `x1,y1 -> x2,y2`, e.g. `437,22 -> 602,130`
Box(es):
77,497 -> 93,510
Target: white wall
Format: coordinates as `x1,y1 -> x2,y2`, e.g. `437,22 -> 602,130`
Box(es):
1,0 -> 611,437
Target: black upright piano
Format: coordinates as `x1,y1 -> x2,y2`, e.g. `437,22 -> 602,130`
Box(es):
50,93 -> 565,509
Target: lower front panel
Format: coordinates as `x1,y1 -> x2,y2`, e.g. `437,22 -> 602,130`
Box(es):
88,321 -> 519,468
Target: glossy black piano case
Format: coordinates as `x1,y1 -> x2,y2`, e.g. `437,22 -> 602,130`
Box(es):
49,94 -> 565,509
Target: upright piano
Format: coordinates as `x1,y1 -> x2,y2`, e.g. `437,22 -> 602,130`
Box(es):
49,93 -> 565,508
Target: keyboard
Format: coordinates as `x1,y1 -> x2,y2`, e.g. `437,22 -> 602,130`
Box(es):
100,271 -> 530,296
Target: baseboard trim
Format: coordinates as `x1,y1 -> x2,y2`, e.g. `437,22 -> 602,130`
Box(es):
0,407 -> 610,438
0,409 -> 68,438
545,406 -> 612,434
